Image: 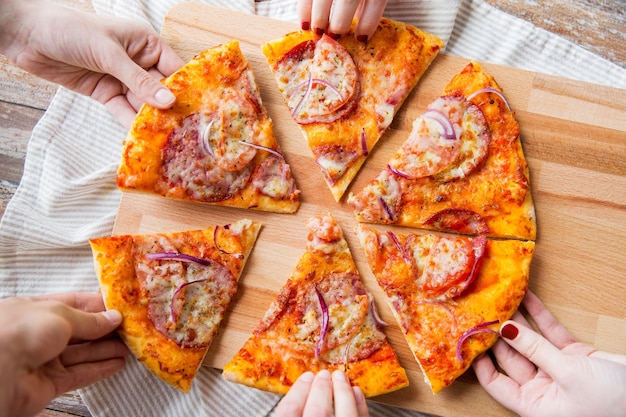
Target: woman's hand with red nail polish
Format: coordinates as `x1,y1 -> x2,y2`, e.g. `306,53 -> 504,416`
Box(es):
473,290 -> 626,417
297,0 -> 388,42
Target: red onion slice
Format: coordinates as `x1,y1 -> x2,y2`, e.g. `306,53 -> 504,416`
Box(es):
386,164 -> 411,179
378,196 -> 394,221
238,141 -> 284,160
315,286 -> 329,358
467,87 -> 512,111
291,74 -> 314,118
169,278 -> 209,323
201,120 -> 215,157
310,78 -> 345,102
146,252 -> 210,266
455,319 -> 500,362
360,128 -> 368,157
370,298 -> 388,327
422,109 -> 456,140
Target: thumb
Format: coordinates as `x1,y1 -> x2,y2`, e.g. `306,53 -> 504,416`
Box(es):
500,321 -> 570,378
113,59 -> 176,108
66,308 -> 123,341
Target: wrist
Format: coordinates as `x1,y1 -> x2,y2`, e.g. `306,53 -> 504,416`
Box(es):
0,0 -> 42,57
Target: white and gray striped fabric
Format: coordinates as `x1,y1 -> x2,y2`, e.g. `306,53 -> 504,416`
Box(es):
1,0 -> 624,416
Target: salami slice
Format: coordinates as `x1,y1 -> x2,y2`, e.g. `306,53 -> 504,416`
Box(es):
274,34 -> 359,124
161,113 -> 253,202
388,95 -> 491,180
134,238 -> 237,349
423,208 -> 490,235
388,96 -> 463,178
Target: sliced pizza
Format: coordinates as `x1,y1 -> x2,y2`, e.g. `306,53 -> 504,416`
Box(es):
357,224 -> 534,393
89,219 -> 261,392
348,61 -> 536,240
222,214 -> 409,397
117,40 -> 300,214
262,19 -> 443,201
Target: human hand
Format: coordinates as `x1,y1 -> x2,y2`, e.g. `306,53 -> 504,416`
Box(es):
297,0 -> 388,42
0,0 -> 184,128
0,292 -> 129,417
473,290 -> 626,417
275,370 -> 370,417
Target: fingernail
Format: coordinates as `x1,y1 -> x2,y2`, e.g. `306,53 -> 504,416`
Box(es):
356,34 -> 369,43
314,27 -> 324,36
327,32 -> 341,40
155,88 -> 175,106
299,371 -> 314,382
301,21 -> 310,30
317,369 -> 331,380
353,386 -> 365,402
332,370 -> 347,382
102,309 -> 122,325
501,323 -> 519,340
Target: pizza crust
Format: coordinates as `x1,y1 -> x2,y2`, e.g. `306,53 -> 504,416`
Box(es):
263,19 -> 443,201
90,220 -> 261,392
223,214 -> 409,397
117,40 -> 300,214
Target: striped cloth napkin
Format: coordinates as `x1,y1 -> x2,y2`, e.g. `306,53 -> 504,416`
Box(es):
0,1 -> 624,416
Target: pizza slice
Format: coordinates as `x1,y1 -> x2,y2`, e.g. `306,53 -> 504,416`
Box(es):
222,214 -> 409,397
348,61 -> 536,240
89,219 -> 261,392
262,19 -> 443,201
117,40 -> 300,214
357,224 -> 534,393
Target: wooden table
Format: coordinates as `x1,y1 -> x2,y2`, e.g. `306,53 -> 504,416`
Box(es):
0,1 -> 623,416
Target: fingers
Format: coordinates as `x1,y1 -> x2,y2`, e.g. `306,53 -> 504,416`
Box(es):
487,311 -> 537,385
114,60 -> 176,108
35,292 -> 105,313
498,320 -> 570,379
472,353 -> 524,414
309,0 -> 334,34
59,357 -> 127,393
522,290 -> 577,349
61,339 -> 130,367
332,370 -> 359,416
353,386 -> 369,416
353,0 -> 387,41
328,0 -> 361,36
276,370 -> 368,417
275,372 -> 316,417
59,307 -> 123,342
303,370 -> 334,417
299,0 -> 385,41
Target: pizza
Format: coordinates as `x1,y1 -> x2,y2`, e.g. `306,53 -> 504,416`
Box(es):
116,40 -> 300,214
262,18 -> 443,201
357,224 -> 534,393
222,214 -> 409,397
348,61 -> 536,240
89,219 -> 261,392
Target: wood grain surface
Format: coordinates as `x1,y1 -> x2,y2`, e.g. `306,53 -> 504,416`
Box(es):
108,3 -> 626,416
0,1 -> 622,416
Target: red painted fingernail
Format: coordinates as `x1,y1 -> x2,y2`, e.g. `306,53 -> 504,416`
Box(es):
314,27 -> 324,36
301,21 -> 310,30
501,323 -> 519,340
356,34 -> 369,43
328,32 -> 341,40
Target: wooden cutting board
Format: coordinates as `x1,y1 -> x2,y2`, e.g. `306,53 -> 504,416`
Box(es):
112,3 -> 626,416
